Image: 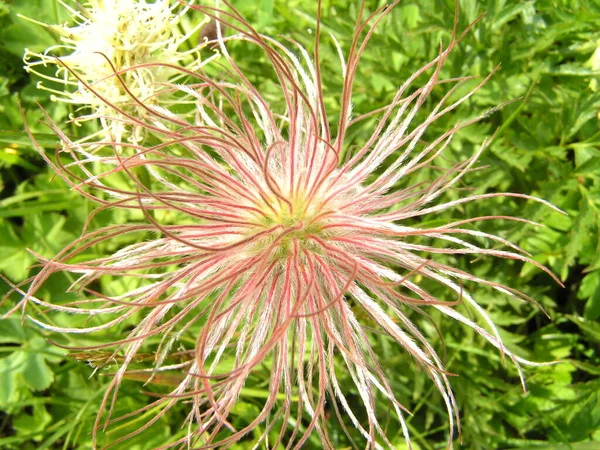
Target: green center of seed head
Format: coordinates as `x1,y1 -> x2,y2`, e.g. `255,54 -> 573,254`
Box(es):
261,197 -> 322,259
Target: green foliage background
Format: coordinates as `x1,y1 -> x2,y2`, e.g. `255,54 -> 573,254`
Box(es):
1,0 -> 599,448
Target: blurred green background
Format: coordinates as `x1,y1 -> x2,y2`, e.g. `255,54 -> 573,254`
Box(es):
1,0 -> 599,449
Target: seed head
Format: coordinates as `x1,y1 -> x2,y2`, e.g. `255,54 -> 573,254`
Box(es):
9,1 -> 562,448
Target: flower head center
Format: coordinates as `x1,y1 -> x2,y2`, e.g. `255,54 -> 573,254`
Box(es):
273,201 -> 306,228
252,194 -> 325,260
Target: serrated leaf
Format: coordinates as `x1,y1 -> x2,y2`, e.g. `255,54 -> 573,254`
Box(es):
0,221 -> 35,281
21,337 -> 58,391
257,0 -> 273,28
565,392 -> 600,442
491,1 -> 536,31
510,442 -> 600,450
583,277 -> 600,321
570,360 -> 600,376
12,402 -> 52,436
568,315 -> 600,343
0,334 -> 64,406
0,352 -> 26,405
399,4 -> 422,29
562,197 -> 595,279
0,316 -> 31,344
578,271 -> 600,300
545,64 -> 600,76
575,156 -> 600,175
21,352 -> 54,391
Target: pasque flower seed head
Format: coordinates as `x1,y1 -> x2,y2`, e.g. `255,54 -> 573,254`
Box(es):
9,1 -> 562,448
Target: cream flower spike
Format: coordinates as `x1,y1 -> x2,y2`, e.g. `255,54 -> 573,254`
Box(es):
23,0 -> 214,143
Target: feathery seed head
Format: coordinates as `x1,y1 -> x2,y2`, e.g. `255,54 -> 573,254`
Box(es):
8,1 -> 563,448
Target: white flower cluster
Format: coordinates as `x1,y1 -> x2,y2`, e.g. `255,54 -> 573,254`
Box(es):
24,0 -> 212,143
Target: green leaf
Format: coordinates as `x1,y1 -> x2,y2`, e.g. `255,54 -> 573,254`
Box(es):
491,1 -> 536,31
0,221 -> 35,281
545,64 -> 600,76
21,351 -> 54,391
0,316 -> 31,344
568,315 -> 600,343
0,130 -> 58,150
257,0 -> 273,28
0,351 -> 26,405
0,146 -> 40,170
0,335 -> 64,407
578,271 -> 600,320
562,197 -> 595,279
571,359 -> 600,376
399,4 -> 422,29
575,156 -> 600,175
12,402 -> 52,436
509,442 -> 600,450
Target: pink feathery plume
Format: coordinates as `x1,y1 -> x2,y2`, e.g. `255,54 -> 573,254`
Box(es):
5,1 -> 562,448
